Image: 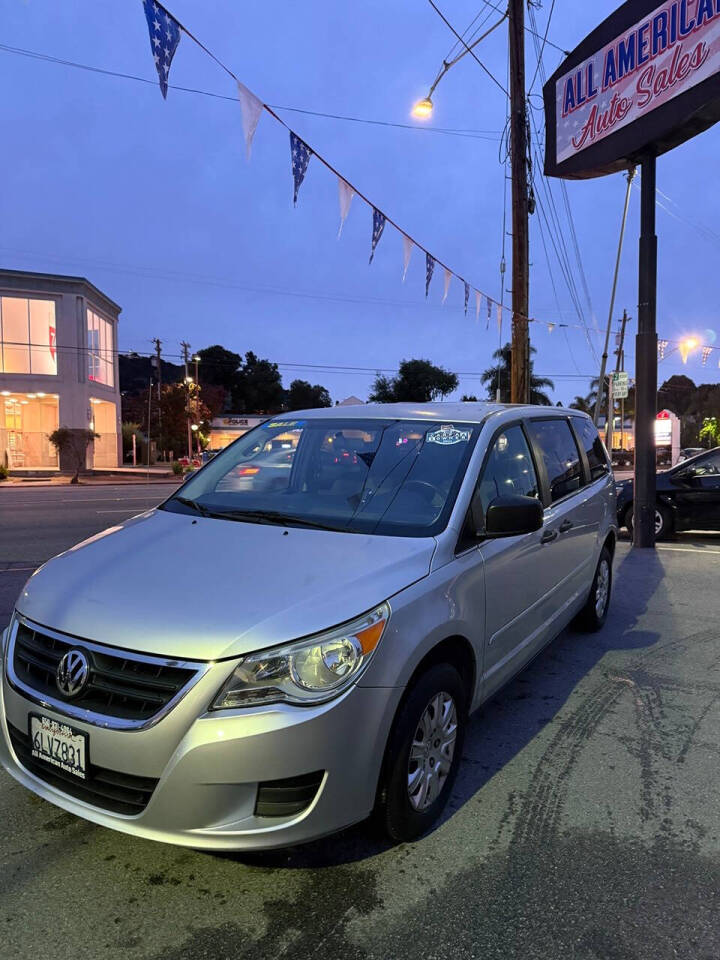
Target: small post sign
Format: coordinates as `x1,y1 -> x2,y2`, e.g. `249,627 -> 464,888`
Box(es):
611,371 -> 630,399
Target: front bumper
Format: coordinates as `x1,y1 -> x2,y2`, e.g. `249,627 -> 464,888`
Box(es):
0,624 -> 401,851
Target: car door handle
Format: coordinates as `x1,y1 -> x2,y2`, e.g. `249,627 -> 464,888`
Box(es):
558,520 -> 574,534
541,528 -> 558,544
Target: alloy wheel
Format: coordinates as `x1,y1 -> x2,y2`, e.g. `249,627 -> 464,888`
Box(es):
407,691 -> 457,811
595,558 -> 610,618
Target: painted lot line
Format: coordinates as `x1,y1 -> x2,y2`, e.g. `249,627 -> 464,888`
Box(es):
656,544 -> 720,556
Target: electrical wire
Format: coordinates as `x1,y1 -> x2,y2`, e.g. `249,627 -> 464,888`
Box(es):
477,0 -> 570,55
527,0 -> 557,94
425,0 -> 509,96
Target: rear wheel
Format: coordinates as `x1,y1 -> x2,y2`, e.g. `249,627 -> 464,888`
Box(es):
576,546 -> 613,631
377,663 -> 466,843
624,503 -> 672,541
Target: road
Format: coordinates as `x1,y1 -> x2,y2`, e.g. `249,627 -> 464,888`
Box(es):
2,485 -> 720,959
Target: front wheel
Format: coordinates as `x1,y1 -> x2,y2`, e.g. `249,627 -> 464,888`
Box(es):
377,663 -> 466,843
624,503 -> 672,541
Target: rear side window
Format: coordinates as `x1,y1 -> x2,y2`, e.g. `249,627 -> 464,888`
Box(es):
478,425 -> 540,516
571,416 -> 610,481
528,419 -> 583,503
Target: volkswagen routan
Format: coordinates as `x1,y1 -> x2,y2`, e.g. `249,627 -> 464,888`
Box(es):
0,403 -> 616,849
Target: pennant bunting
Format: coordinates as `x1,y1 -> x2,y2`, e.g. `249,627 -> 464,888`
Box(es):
496,303 -> 502,332
142,0 -> 181,99
702,346 -> 712,366
475,291 -> 481,324
425,254 -> 435,298
290,132 -> 313,205
658,339 -> 669,360
402,236 -> 413,282
369,207 -> 386,264
442,269 -> 452,305
547,322 -> 556,334
337,178 -> 354,237
486,297 -> 492,330
679,340 -> 692,364
237,82 -> 264,160
464,282 -> 470,316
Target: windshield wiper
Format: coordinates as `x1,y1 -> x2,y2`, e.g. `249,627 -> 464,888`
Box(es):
210,509 -> 343,532
172,496 -> 215,518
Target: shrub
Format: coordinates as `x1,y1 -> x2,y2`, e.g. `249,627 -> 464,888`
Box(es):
172,461 -> 183,476
0,464 -> 8,481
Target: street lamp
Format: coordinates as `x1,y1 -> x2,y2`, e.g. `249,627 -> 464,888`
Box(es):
411,96 -> 434,120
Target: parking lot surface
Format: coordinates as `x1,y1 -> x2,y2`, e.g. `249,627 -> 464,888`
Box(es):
1,485 -> 720,959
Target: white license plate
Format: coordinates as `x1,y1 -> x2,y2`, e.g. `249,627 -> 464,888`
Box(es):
30,714 -> 88,780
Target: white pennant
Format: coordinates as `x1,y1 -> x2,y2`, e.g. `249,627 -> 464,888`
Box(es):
442,269 -> 452,305
337,178 -> 354,237
237,82 -> 264,160
475,291 -> 481,324
496,303 -> 502,332
547,322 -> 556,334
402,235 -> 413,282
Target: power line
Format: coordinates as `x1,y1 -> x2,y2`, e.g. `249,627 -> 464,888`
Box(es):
528,0 -> 557,94
425,0 -> 509,96
477,0 -> 570,55
0,42 -> 504,142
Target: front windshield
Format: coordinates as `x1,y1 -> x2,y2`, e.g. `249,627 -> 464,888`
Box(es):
162,417 -> 480,537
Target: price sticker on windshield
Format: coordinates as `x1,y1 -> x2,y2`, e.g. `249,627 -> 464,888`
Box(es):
427,425 -> 471,446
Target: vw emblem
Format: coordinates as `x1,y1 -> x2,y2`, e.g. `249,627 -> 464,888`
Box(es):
55,649 -> 90,699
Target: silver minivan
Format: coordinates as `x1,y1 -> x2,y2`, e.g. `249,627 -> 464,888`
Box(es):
0,403 -> 616,850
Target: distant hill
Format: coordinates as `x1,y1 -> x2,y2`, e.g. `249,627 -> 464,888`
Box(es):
119,353 -> 184,395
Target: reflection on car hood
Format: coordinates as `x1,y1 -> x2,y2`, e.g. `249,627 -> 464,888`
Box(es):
16,509 -> 435,660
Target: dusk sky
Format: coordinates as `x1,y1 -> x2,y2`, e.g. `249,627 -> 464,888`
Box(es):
2,0 -> 720,405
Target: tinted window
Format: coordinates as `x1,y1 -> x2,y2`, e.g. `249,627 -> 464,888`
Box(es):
688,451 -> 720,476
478,426 -> 540,516
571,416 -> 610,481
528,419 -> 583,503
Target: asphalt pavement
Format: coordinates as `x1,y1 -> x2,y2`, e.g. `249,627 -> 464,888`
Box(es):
2,485 -> 720,959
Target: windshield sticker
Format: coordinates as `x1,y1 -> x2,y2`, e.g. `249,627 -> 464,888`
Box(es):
267,420 -> 304,429
427,425 -> 471,446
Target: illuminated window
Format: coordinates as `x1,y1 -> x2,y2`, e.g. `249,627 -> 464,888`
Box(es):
87,308 -> 114,387
0,297 -> 57,375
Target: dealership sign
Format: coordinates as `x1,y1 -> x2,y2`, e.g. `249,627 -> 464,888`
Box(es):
545,0 -> 720,178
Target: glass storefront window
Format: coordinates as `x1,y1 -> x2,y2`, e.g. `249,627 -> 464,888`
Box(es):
0,297 -> 57,375
87,308 -> 114,387
0,394 -> 59,469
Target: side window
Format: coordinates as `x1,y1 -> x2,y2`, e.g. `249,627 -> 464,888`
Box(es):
690,452 -> 720,476
478,426 -> 540,516
528,419 -> 583,503
571,416 -> 610,481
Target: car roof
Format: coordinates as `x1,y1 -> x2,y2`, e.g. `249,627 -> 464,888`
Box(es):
281,402 -> 587,425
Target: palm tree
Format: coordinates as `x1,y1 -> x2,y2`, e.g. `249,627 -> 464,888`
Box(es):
481,343 -> 555,405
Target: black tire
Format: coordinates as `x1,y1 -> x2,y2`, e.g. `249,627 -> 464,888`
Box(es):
624,502 -> 673,541
576,546 -> 613,632
377,663 -> 466,843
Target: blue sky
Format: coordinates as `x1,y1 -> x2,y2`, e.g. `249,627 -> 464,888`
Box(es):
2,0 -> 719,405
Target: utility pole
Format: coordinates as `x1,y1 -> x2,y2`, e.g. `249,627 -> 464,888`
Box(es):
151,337 -> 163,459
180,340 -> 193,461
614,310 -> 630,453
509,0 -> 530,405
634,155 -> 658,548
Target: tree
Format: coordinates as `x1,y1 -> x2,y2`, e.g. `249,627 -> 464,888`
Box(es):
461,394 -> 478,402
49,427 -> 99,483
569,395 -> 593,414
196,345 -> 243,395
481,343 -> 554,405
233,351 -> 285,413
699,417 -> 720,449
369,359 -> 459,403
286,379 -> 332,411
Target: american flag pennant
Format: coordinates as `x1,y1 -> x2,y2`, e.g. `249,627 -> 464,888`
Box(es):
237,82 -> 263,160
702,346 -> 712,366
475,291 -> 481,324
290,132 -> 312,205
442,269 -> 452,305
369,207 -> 386,264
658,339 -> 669,360
402,236 -> 413,282
486,297 -> 493,330
142,0 -> 181,99
337,178 -> 354,237
425,254 -> 435,298
463,282 -> 470,316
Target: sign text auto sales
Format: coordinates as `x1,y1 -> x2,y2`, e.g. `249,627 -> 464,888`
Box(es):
556,0 -> 720,163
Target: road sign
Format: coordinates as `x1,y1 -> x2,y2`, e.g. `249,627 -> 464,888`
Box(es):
611,371 -> 629,399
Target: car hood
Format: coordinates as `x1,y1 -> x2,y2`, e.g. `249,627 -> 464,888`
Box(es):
16,509 -> 435,660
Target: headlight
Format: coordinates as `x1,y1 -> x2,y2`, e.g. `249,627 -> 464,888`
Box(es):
211,603 -> 390,709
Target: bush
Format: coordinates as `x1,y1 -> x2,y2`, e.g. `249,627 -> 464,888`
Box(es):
0,464 -> 8,481
172,461 -> 184,476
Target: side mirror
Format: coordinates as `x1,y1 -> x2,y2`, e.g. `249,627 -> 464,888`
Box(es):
472,494 -> 544,538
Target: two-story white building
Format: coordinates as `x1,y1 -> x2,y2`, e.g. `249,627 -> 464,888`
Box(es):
0,269 -> 121,472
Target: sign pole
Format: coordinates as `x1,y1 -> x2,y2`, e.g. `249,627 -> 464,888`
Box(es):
633,153 -> 658,549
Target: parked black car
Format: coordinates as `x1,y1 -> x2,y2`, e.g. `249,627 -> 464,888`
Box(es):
616,447 -> 720,539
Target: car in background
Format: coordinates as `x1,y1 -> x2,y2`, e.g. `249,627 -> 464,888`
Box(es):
616,446 -> 720,539
678,447 -> 704,463
611,448 -> 633,468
